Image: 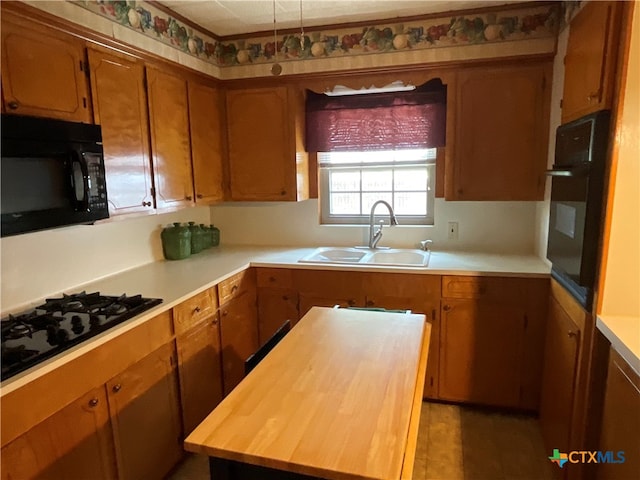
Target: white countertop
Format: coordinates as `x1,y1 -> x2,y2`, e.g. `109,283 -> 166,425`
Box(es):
596,315 -> 640,376
1,245 -> 550,395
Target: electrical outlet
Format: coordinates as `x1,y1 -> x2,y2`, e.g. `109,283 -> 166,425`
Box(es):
448,222 -> 459,240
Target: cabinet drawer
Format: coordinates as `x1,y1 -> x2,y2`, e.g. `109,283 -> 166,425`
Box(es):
256,268 -> 294,289
218,269 -> 256,305
442,275 -> 531,302
173,287 -> 218,335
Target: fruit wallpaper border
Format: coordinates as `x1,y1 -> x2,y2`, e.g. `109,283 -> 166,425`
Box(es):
72,1 -> 567,68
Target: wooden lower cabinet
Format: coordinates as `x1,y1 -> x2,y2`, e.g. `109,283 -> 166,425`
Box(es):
596,347 -> 640,480
438,276 -> 548,409
219,291 -> 259,396
257,288 -> 299,346
439,299 -> 524,407
176,316 -> 224,436
106,342 -> 183,480
0,386 -> 117,480
539,295 -> 581,456
294,270 -> 366,317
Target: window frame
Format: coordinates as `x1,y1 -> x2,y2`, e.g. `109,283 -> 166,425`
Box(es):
318,150 -> 436,226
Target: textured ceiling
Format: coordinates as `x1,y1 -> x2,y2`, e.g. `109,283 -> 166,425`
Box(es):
158,1 -> 520,37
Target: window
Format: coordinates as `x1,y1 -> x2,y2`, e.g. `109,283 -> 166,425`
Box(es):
319,148 -> 436,225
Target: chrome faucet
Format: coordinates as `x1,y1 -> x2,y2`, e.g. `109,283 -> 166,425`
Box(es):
368,200 -> 399,249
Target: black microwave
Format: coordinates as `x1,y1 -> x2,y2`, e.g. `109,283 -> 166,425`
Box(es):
1,114 -> 109,237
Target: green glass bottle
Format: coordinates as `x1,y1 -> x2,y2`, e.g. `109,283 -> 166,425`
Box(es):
161,223 -> 191,260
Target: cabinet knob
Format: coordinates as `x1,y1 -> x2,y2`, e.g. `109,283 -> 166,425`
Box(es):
221,310 -> 228,317
567,330 -> 578,338
8,101 -> 19,110
586,91 -> 600,102
142,201 -> 152,207
88,398 -> 99,407
443,305 -> 451,311
282,295 -> 289,301
193,306 -> 201,313
280,190 -> 287,196
347,299 -> 356,306
269,276 -> 276,283
231,285 -> 239,293
112,383 -> 122,393
185,196 -> 193,201
197,194 -> 203,199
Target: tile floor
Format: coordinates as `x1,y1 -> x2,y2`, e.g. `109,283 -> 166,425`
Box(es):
167,402 -> 555,480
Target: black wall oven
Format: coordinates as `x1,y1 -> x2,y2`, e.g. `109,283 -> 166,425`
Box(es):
1,114 -> 109,237
546,110 -> 610,309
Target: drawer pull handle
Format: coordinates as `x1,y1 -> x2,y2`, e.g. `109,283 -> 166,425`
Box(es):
443,305 -> 451,311
142,201 -> 152,207
112,384 -> 122,393
193,306 -> 201,313
231,285 -> 239,293
567,331 -> 578,338
185,196 -> 192,201
197,194 -> 203,199
269,276 -> 276,282
88,398 -> 99,407
8,101 -> 19,110
222,310 -> 228,317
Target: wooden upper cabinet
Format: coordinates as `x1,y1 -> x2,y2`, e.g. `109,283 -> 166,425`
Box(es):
88,47 -> 154,216
188,81 -> 226,204
1,13 -> 91,123
146,67 -> 194,210
449,62 -> 551,201
226,86 -> 309,201
562,1 -> 622,123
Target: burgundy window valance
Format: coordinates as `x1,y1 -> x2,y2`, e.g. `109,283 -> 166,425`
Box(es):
305,79 -> 447,152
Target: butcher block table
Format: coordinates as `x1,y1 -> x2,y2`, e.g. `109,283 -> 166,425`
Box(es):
184,306 -> 431,480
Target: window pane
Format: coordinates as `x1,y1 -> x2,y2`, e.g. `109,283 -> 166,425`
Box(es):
330,170 -> 360,192
362,169 -> 392,192
331,193 -> 360,214
394,192 -> 427,215
362,192 -> 393,214
394,168 -> 428,191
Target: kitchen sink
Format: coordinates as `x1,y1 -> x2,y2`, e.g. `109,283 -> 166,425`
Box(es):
299,247 -> 369,264
366,249 -> 430,267
299,247 -> 430,267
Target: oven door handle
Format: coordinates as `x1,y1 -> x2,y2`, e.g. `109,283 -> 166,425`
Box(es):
545,165 -> 590,177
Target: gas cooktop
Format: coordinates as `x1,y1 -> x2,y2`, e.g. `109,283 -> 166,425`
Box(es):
1,291 -> 162,381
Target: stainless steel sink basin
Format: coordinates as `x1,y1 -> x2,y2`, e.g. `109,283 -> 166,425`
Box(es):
299,247 -> 430,267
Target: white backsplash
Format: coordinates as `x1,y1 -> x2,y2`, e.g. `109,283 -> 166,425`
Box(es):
0,207 -> 211,312
210,199 -> 537,253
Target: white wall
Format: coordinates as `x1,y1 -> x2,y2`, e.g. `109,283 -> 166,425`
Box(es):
0,207 -> 211,311
210,199 -> 537,253
599,4 -> 640,317
534,24 -> 570,263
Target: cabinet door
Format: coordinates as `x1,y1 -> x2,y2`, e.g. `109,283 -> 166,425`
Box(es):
539,296 -> 580,454
439,299 -> 524,407
450,63 -> 550,200
188,81 -> 225,204
176,316 -> 224,436
0,386 -> 116,480
1,14 -> 91,123
219,292 -> 259,395
294,270 -> 366,317
88,47 -> 154,216
562,1 -> 621,123
146,67 -> 194,210
596,348 -> 640,480
106,343 -> 183,480
226,87 -> 295,200
257,288 -> 299,346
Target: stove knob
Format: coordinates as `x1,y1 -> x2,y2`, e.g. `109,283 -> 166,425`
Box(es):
72,324 -> 85,335
89,315 -> 101,329
71,315 -> 83,326
57,328 -> 70,343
